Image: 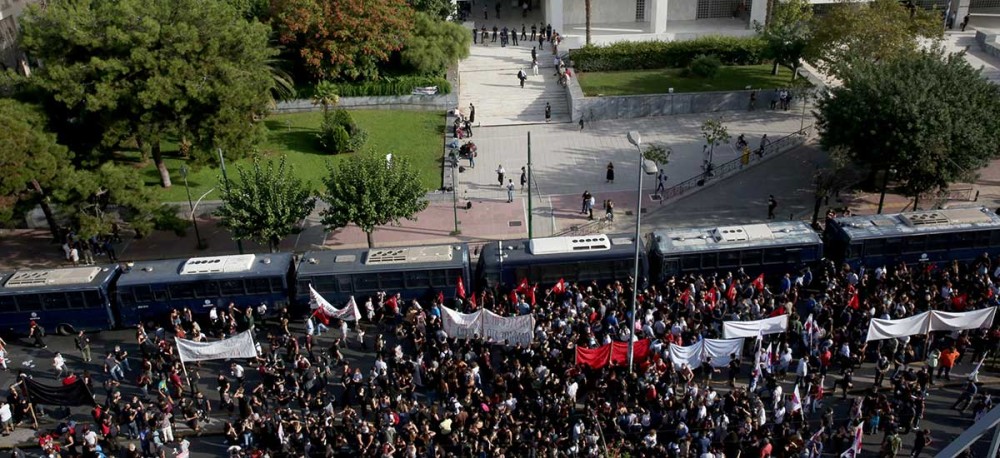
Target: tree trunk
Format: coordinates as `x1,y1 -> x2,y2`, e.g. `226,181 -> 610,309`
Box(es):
366,231 -> 375,248
585,0 -> 592,46
270,236 -> 280,253
812,195 -> 823,228
913,195 -> 920,211
772,61 -> 780,76
30,179 -> 60,241
152,140 -> 172,188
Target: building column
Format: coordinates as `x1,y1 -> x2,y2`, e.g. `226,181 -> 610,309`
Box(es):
954,0 -> 971,29
545,0 -> 564,34
649,0 -> 668,34
749,0 -> 768,28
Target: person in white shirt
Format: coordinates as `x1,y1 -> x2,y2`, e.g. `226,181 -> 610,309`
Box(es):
52,352 -> 67,379
0,401 -> 12,434
565,380 -> 578,403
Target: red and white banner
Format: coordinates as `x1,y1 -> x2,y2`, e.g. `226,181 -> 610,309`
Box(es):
723,315 -> 789,338
309,286 -> 361,323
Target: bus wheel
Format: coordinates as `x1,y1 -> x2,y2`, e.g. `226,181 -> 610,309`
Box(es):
56,324 -> 75,336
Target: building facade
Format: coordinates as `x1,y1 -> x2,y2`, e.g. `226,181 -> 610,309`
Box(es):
0,0 -> 42,75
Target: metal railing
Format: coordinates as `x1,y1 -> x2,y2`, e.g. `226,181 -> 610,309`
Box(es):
656,124 -> 814,203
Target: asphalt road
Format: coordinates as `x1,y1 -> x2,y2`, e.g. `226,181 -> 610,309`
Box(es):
2,325 -> 996,457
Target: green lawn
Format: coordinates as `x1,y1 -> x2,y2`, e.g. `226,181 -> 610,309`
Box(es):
577,64 -> 797,96
130,110 -> 445,202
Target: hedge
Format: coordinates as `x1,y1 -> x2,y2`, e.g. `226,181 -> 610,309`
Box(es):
304,76 -> 452,98
569,36 -> 768,72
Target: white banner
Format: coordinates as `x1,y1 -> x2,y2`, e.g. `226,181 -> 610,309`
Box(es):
668,342 -> 703,369
309,286 -> 361,321
723,315 -> 789,338
865,311 -> 931,342
441,306 -> 482,340
482,310 -> 534,346
703,338 -> 745,367
928,307 -> 996,332
176,330 -> 259,363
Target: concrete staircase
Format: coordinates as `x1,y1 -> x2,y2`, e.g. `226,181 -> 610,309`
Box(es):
459,40 -> 571,126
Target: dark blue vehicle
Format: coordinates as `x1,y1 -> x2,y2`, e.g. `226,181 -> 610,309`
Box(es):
649,221 -> 823,282
824,206 -> 1000,270
115,253 -> 295,326
296,244 -> 471,307
0,265 -> 121,335
476,234 -> 648,290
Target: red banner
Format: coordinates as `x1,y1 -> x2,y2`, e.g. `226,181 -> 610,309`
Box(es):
611,339 -> 651,366
575,345 -> 612,369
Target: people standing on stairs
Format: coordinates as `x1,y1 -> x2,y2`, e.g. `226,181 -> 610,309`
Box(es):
481,27 -> 488,45
544,103 -> 551,123
531,46 -> 537,63
532,58 -> 538,76
546,24 -> 552,42
511,26 -> 518,46
492,25 -> 498,43
501,26 -> 508,47
538,32 -> 544,50
517,69 -> 527,88
530,24 -> 537,41
521,24 -> 527,40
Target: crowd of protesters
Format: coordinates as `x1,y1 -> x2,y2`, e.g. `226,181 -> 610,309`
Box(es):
13,250 -> 1000,458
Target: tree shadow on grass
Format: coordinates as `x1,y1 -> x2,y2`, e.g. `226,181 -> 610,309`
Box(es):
264,119 -> 325,156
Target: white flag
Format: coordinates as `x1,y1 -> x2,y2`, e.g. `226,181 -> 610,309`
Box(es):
790,383 -> 803,413
175,330 -> 259,362
309,286 -> 361,322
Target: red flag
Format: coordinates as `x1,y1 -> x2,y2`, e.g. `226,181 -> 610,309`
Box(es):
509,290 -> 519,304
989,287 -> 995,299
706,287 -> 718,307
311,308 -> 330,326
456,276 -> 466,299
952,293 -> 968,311
527,284 -> 537,306
469,292 -> 478,309
726,281 -> 737,302
752,274 -> 765,292
552,278 -> 566,295
576,345 -> 612,369
610,339 -> 651,366
437,291 -> 445,305
847,293 -> 859,310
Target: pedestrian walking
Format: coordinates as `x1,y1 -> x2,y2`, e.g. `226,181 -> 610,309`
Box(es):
28,321 -> 46,349
75,330 -> 92,362
492,25 -> 498,42
531,46 -> 537,62
911,429 -> 931,457
52,352 -> 67,379
521,24 -> 527,40
579,118 -> 584,131
538,33 -> 544,50
604,199 -> 614,222
532,58 -> 539,76
581,190 -> 592,214
468,103 -> 476,124
588,194 -> 596,220
520,167 -> 527,191
544,102 -> 551,122
767,195 -> 777,219
506,180 -> 515,203
497,164 -> 506,186
749,90 -> 757,111
656,170 -> 667,195
517,69 -> 527,88
511,26 -> 518,45
938,346 -> 959,381
606,162 -> 615,183
531,24 -> 537,41
962,14 -> 970,31
473,27 -> 477,44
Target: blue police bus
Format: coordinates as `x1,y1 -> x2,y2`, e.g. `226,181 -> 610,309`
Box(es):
475,234 -> 648,290
296,244 -> 471,307
0,265 -> 121,335
824,206 -> 1000,269
649,221 -> 823,282
115,253 -> 295,326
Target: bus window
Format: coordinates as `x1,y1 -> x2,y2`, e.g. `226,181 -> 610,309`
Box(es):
718,251 -> 740,268
763,249 -> 785,265
444,270 -> 458,286
169,284 -> 195,299
194,281 -> 219,298
884,238 -> 902,255
784,249 -> 802,265
848,243 -> 863,258
429,270 -> 448,287
379,272 -> 405,290
681,255 -> 700,271
133,285 -> 153,303
405,270 -> 431,289
42,293 -> 69,310
337,276 -> 353,292
864,239 -> 885,256
270,277 -> 285,292
927,234 -> 950,251
67,292 -> 88,309
246,278 -> 272,294
741,250 -> 762,265
84,291 -> 102,308
991,230 -> 1000,245
954,232 -> 976,249
354,274 -> 379,292
903,236 -> 925,254
153,289 -> 169,302
976,231 -> 992,248
313,276 -> 337,292
220,280 -> 245,295
701,253 -> 718,269
0,295 -> 16,313
18,294 -> 42,311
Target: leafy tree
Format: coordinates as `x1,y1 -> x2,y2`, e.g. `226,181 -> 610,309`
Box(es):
312,81 -> 340,115
321,152 -> 429,248
700,117 -> 731,166
408,0 -> 454,20
52,164 -> 163,239
216,156 -> 316,252
643,144 -> 672,167
226,0 -> 271,21
401,13 -> 472,76
20,0 -> 277,188
809,0 -> 941,76
755,0 -> 813,78
270,0 -> 415,81
0,99 -> 73,238
816,49 -> 1000,209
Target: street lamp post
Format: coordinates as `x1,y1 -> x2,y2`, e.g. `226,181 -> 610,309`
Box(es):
179,165 -> 206,250
625,131 -> 657,374
877,166 -> 896,214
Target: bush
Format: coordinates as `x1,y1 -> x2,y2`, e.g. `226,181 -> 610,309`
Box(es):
569,36 -> 767,72
152,205 -> 189,237
688,54 -> 722,78
318,109 -> 367,154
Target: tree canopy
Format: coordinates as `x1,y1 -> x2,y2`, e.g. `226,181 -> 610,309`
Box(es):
270,0 -> 414,81
816,49 -> 1000,203
809,0 -> 941,76
216,156 -> 316,252
401,13 -> 472,76
19,0 -> 277,187
320,153 -> 429,247
408,0 -> 455,20
756,0 -> 813,78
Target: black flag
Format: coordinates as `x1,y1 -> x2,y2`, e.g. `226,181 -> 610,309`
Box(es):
23,378 -> 95,407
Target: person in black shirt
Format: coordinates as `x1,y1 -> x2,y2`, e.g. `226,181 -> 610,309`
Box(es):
728,354 -> 741,387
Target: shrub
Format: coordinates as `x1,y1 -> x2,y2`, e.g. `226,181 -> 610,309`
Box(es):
569,36 -> 767,72
318,109 -> 367,154
689,54 -> 722,78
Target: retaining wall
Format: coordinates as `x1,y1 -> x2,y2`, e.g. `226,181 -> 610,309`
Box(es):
977,30 -> 1000,59
274,93 -> 458,113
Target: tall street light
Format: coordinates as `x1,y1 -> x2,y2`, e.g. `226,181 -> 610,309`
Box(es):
179,165 -> 207,250
626,131 -> 658,373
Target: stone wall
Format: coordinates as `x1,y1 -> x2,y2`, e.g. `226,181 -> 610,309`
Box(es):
976,30 -> 1000,59
566,72 -> 761,121
274,93 -> 458,114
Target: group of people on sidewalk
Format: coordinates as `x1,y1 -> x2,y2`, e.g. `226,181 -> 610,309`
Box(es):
15,247 -> 1000,458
